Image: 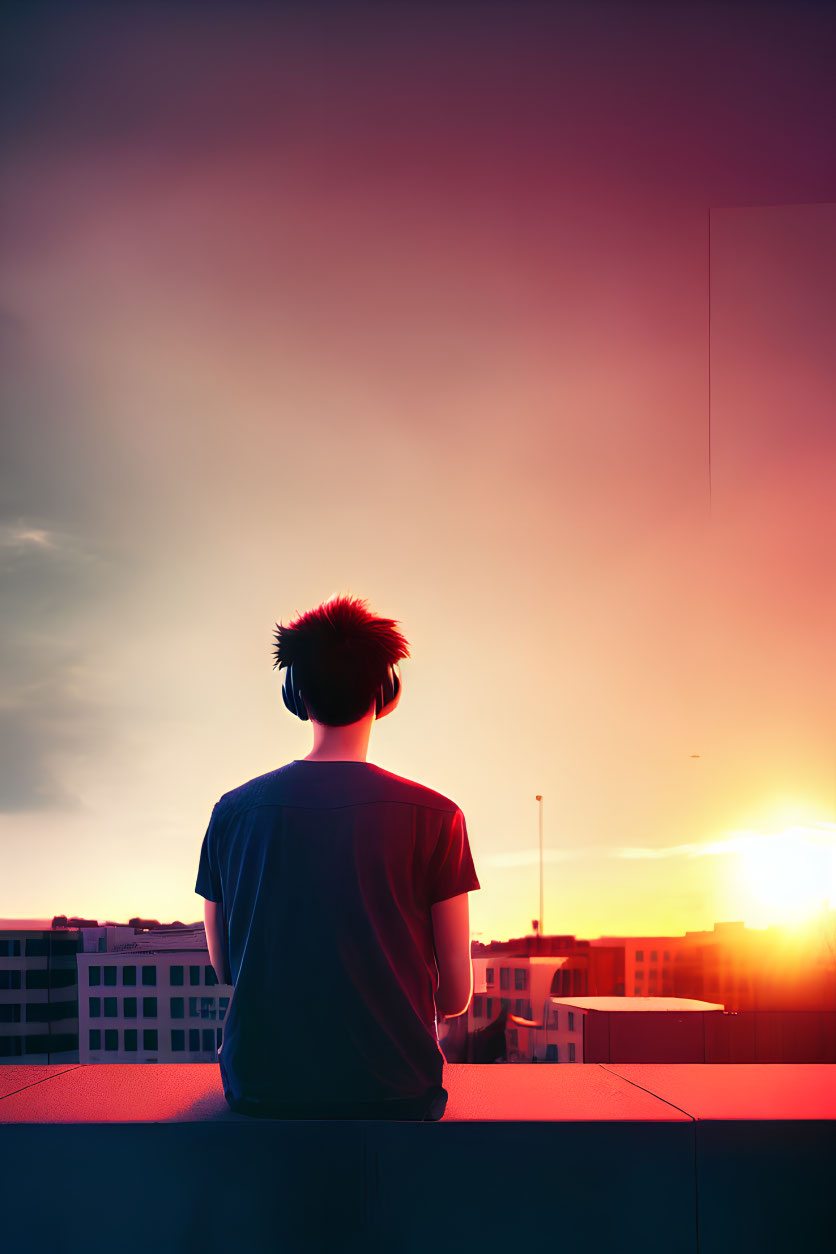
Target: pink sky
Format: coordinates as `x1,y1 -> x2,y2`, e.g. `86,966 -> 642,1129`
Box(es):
2,2 -> 835,942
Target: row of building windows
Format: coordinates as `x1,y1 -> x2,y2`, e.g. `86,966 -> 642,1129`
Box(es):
0,997 -> 230,1022
88,996 -> 229,1020
635,950 -> 671,963
87,964 -> 219,987
88,1027 -> 223,1052
0,1002 -> 79,1023
0,965 -> 219,990
634,968 -> 669,980
529,1042 -> 576,1061
0,939 -> 79,957
483,968 -> 530,990
472,997 -> 533,1019
0,970 -> 77,990
470,997 -> 581,1031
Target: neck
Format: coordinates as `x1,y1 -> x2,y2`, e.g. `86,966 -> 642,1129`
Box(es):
302,711 -> 374,762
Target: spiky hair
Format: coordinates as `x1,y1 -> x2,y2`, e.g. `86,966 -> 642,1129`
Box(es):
272,593 -> 410,726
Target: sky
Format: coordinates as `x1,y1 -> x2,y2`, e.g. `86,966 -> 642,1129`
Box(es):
2,0 -> 836,943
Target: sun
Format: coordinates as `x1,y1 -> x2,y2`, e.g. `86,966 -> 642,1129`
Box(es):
735,827 -> 835,925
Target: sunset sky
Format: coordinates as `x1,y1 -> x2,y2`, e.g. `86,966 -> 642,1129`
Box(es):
2,1 -> 835,942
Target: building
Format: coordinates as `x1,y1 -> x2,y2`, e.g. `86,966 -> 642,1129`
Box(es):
0,919 -> 231,1064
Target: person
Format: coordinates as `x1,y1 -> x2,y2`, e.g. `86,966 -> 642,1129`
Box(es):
195,592 -> 480,1120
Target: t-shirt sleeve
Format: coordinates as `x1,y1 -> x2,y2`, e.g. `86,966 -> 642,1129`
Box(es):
426,807 -> 480,907
195,805 -> 222,903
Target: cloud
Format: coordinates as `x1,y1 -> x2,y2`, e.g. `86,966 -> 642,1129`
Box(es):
0,525 -> 57,550
0,518 -> 116,813
615,824 -> 836,860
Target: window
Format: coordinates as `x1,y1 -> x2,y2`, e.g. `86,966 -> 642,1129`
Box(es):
508,1030 -> 518,1047
0,940 -> 21,956
568,1042 -> 576,1062
568,1012 -> 575,1030
650,950 -> 657,963
514,968 -> 527,990
124,1029 -> 137,1051
171,1029 -> 185,1051
486,998 -> 493,1018
0,1005 -> 21,1023
635,950 -> 644,962
202,1028 -> 214,1051
89,1029 -> 101,1050
104,1030 -> 118,1051
545,1043 -> 558,1062
664,950 -> 671,962
200,997 -> 216,1020
142,997 -> 157,1018
89,997 -> 101,1018
218,997 -> 229,1020
123,966 -> 136,986
472,996 -> 482,1017
170,965 -> 184,986
635,969 -> 644,980
25,970 -> 47,989
104,966 -> 117,986
500,998 -> 510,1012
515,998 -> 525,1014
89,966 -> 101,986
634,986 -> 642,996
216,1028 -> 223,1048
141,966 -> 156,987
143,1029 -> 158,1050
189,1029 -> 200,1051
25,939 -> 48,956
170,997 -> 185,1019
499,967 -> 510,989
527,1002 -> 533,1019
189,997 -> 200,1017
485,968 -> 494,985
205,965 -> 218,986
124,997 -> 137,1018
0,971 -> 21,989
189,965 -> 201,986
552,1008 -> 559,1028
103,998 -> 117,1018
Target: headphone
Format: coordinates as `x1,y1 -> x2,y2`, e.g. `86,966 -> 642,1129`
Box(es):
281,661 -> 401,722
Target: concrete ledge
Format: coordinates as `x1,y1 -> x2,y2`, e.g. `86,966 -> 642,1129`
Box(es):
1,1064 -> 834,1254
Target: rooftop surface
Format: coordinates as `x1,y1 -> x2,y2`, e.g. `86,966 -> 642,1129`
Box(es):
1,1062 -> 834,1123
549,996 -> 726,1011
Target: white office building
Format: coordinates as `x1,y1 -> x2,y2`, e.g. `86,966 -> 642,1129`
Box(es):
77,925 -> 234,1063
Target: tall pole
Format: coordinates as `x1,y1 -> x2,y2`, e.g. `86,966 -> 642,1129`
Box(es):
536,795 -> 544,949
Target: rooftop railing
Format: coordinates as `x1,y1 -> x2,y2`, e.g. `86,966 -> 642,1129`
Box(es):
2,1062 -> 834,1253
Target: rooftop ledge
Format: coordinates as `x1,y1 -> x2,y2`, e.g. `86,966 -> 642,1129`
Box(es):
2,1064 -> 835,1254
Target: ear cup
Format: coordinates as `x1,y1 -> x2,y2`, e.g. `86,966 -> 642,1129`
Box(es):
282,662 -> 309,721
375,664 -> 400,716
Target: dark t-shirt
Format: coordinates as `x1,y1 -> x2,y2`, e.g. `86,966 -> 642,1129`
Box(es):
195,759 -> 480,1120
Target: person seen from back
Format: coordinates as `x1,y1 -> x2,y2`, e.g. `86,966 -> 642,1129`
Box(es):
195,592 -> 481,1120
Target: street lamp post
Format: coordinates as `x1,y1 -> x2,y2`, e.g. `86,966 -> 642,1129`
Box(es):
536,795 -> 544,951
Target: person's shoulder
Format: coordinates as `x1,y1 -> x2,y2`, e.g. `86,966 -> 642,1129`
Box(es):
366,764 -> 461,815
213,764 -> 293,818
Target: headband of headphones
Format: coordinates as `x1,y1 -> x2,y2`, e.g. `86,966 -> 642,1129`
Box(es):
281,661 -> 400,722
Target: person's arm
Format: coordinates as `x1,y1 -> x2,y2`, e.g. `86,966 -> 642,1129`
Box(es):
431,892 -> 474,1019
204,899 -> 232,985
